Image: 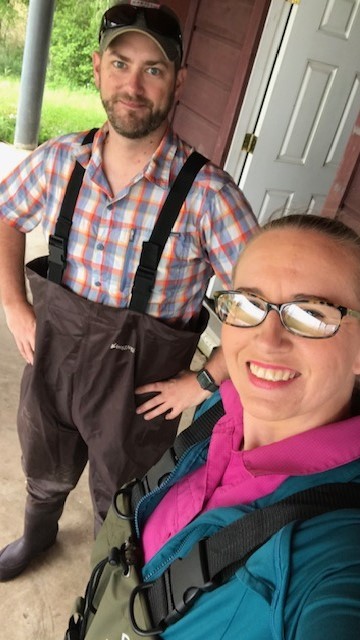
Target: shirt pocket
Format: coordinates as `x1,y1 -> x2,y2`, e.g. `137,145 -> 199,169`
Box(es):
157,231 -> 201,289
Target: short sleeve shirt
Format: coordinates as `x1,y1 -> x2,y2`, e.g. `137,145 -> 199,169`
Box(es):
0,125 -> 257,324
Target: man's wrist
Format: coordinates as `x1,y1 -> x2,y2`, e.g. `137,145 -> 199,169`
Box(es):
196,368 -> 219,393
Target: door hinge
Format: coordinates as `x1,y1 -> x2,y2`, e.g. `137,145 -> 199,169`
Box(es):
242,133 -> 258,154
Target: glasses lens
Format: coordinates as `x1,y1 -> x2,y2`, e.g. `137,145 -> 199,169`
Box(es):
100,6 -> 182,49
144,9 -> 182,42
215,292 -> 268,327
101,6 -> 137,36
281,301 -> 341,337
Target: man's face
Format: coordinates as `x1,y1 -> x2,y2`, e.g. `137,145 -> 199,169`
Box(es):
93,31 -> 185,139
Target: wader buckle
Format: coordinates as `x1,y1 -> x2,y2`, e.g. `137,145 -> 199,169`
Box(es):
129,539 -> 215,636
131,263 -> 156,297
48,234 -> 67,268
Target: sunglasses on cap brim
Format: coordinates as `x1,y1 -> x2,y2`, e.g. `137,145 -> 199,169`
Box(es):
99,4 -> 183,59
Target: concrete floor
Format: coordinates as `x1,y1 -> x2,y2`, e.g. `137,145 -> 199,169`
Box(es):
0,144 -> 203,639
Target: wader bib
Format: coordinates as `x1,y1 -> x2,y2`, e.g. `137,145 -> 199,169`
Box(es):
18,133 -> 208,527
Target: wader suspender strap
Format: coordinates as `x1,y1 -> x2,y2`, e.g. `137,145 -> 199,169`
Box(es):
128,151 -> 208,313
47,128 -> 98,285
131,481 -> 360,635
47,128 -> 208,313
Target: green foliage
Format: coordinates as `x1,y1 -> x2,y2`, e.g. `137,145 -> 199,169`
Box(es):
0,78 -> 19,143
38,83 -> 106,144
0,1 -> 116,145
0,77 -> 105,145
48,0 -> 110,88
0,44 -> 24,77
0,0 -> 28,76
0,0 -> 111,87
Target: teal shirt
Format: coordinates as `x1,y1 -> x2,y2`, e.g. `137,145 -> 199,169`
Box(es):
140,456 -> 360,640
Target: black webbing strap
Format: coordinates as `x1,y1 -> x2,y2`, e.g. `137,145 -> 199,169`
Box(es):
133,482 -> 360,634
130,399 -> 224,509
47,128 -> 98,284
47,135 -> 207,315
129,151 -> 208,313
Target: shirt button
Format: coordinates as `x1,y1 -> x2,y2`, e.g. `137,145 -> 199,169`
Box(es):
97,243 -> 104,250
95,281 -> 101,287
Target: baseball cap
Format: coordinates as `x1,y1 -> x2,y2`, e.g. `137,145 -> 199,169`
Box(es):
98,1 -> 183,63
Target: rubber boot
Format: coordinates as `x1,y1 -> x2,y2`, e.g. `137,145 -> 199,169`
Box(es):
0,503 -> 64,581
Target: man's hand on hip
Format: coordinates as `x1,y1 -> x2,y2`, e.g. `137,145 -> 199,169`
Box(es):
135,370 -> 211,420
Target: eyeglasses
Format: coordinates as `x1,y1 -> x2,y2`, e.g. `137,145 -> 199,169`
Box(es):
213,290 -> 360,339
99,4 -> 183,59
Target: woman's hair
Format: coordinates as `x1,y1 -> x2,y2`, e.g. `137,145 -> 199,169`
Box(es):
261,213 -> 360,249
254,214 -> 360,292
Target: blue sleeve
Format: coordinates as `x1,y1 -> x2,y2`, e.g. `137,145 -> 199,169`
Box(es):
294,567 -> 360,639
194,389 -> 222,419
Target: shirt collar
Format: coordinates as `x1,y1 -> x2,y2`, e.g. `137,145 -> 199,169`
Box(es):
219,380 -> 360,477
70,123 -> 179,191
71,126 -> 105,169
144,127 -> 179,189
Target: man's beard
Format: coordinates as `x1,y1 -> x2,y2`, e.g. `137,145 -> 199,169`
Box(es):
101,89 -> 175,139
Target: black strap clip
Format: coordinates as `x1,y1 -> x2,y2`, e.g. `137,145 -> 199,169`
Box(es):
129,539 -> 215,635
48,234 -> 67,268
142,446 -> 177,494
131,264 -> 156,296
165,539 -> 215,625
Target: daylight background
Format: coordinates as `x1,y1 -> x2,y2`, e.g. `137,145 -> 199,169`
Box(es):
0,0 -> 112,144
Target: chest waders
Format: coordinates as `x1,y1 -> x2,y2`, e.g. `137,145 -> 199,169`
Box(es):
18,129 -> 209,534
65,397 -> 360,640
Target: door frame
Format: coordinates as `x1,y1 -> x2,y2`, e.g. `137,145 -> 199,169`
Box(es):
224,0 -> 296,184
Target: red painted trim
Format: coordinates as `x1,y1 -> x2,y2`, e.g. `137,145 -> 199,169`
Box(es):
212,0 -> 272,166
322,111 -> 360,218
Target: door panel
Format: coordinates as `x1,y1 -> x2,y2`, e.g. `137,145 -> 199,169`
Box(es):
173,0 -> 271,163
232,0 -> 360,223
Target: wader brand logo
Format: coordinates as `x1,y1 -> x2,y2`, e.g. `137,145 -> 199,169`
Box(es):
110,343 -> 135,354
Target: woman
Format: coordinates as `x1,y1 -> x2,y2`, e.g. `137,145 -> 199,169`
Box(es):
137,214 -> 360,639
68,213 -> 360,640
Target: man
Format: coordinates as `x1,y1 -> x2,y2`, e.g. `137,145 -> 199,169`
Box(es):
0,1 -> 257,581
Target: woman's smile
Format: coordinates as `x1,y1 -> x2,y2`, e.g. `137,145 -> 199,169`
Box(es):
248,361 -> 298,382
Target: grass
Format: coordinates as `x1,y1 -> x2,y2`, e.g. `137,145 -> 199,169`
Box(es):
0,77 -> 106,145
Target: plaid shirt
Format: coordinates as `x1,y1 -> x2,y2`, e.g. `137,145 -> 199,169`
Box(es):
0,125 -> 257,324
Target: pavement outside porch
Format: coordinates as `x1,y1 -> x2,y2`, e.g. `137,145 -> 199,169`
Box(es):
0,143 -> 204,639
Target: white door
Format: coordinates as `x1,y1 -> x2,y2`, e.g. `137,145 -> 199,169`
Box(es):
226,0 -> 360,224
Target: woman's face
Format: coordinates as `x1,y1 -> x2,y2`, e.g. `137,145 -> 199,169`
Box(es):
221,228 -> 360,443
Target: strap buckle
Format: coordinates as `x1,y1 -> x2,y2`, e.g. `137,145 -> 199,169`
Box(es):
129,539 -> 215,635
112,480 -> 139,520
131,264 -> 155,296
165,539 -> 215,625
142,446 -> 177,494
129,582 -> 164,636
48,234 -> 67,267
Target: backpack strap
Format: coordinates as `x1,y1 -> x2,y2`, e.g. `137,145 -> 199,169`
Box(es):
128,397 -> 224,510
128,150 -> 208,313
47,128 -> 98,284
130,481 -> 360,635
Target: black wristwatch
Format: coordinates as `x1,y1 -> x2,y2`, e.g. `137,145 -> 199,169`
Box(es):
196,368 -> 219,393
